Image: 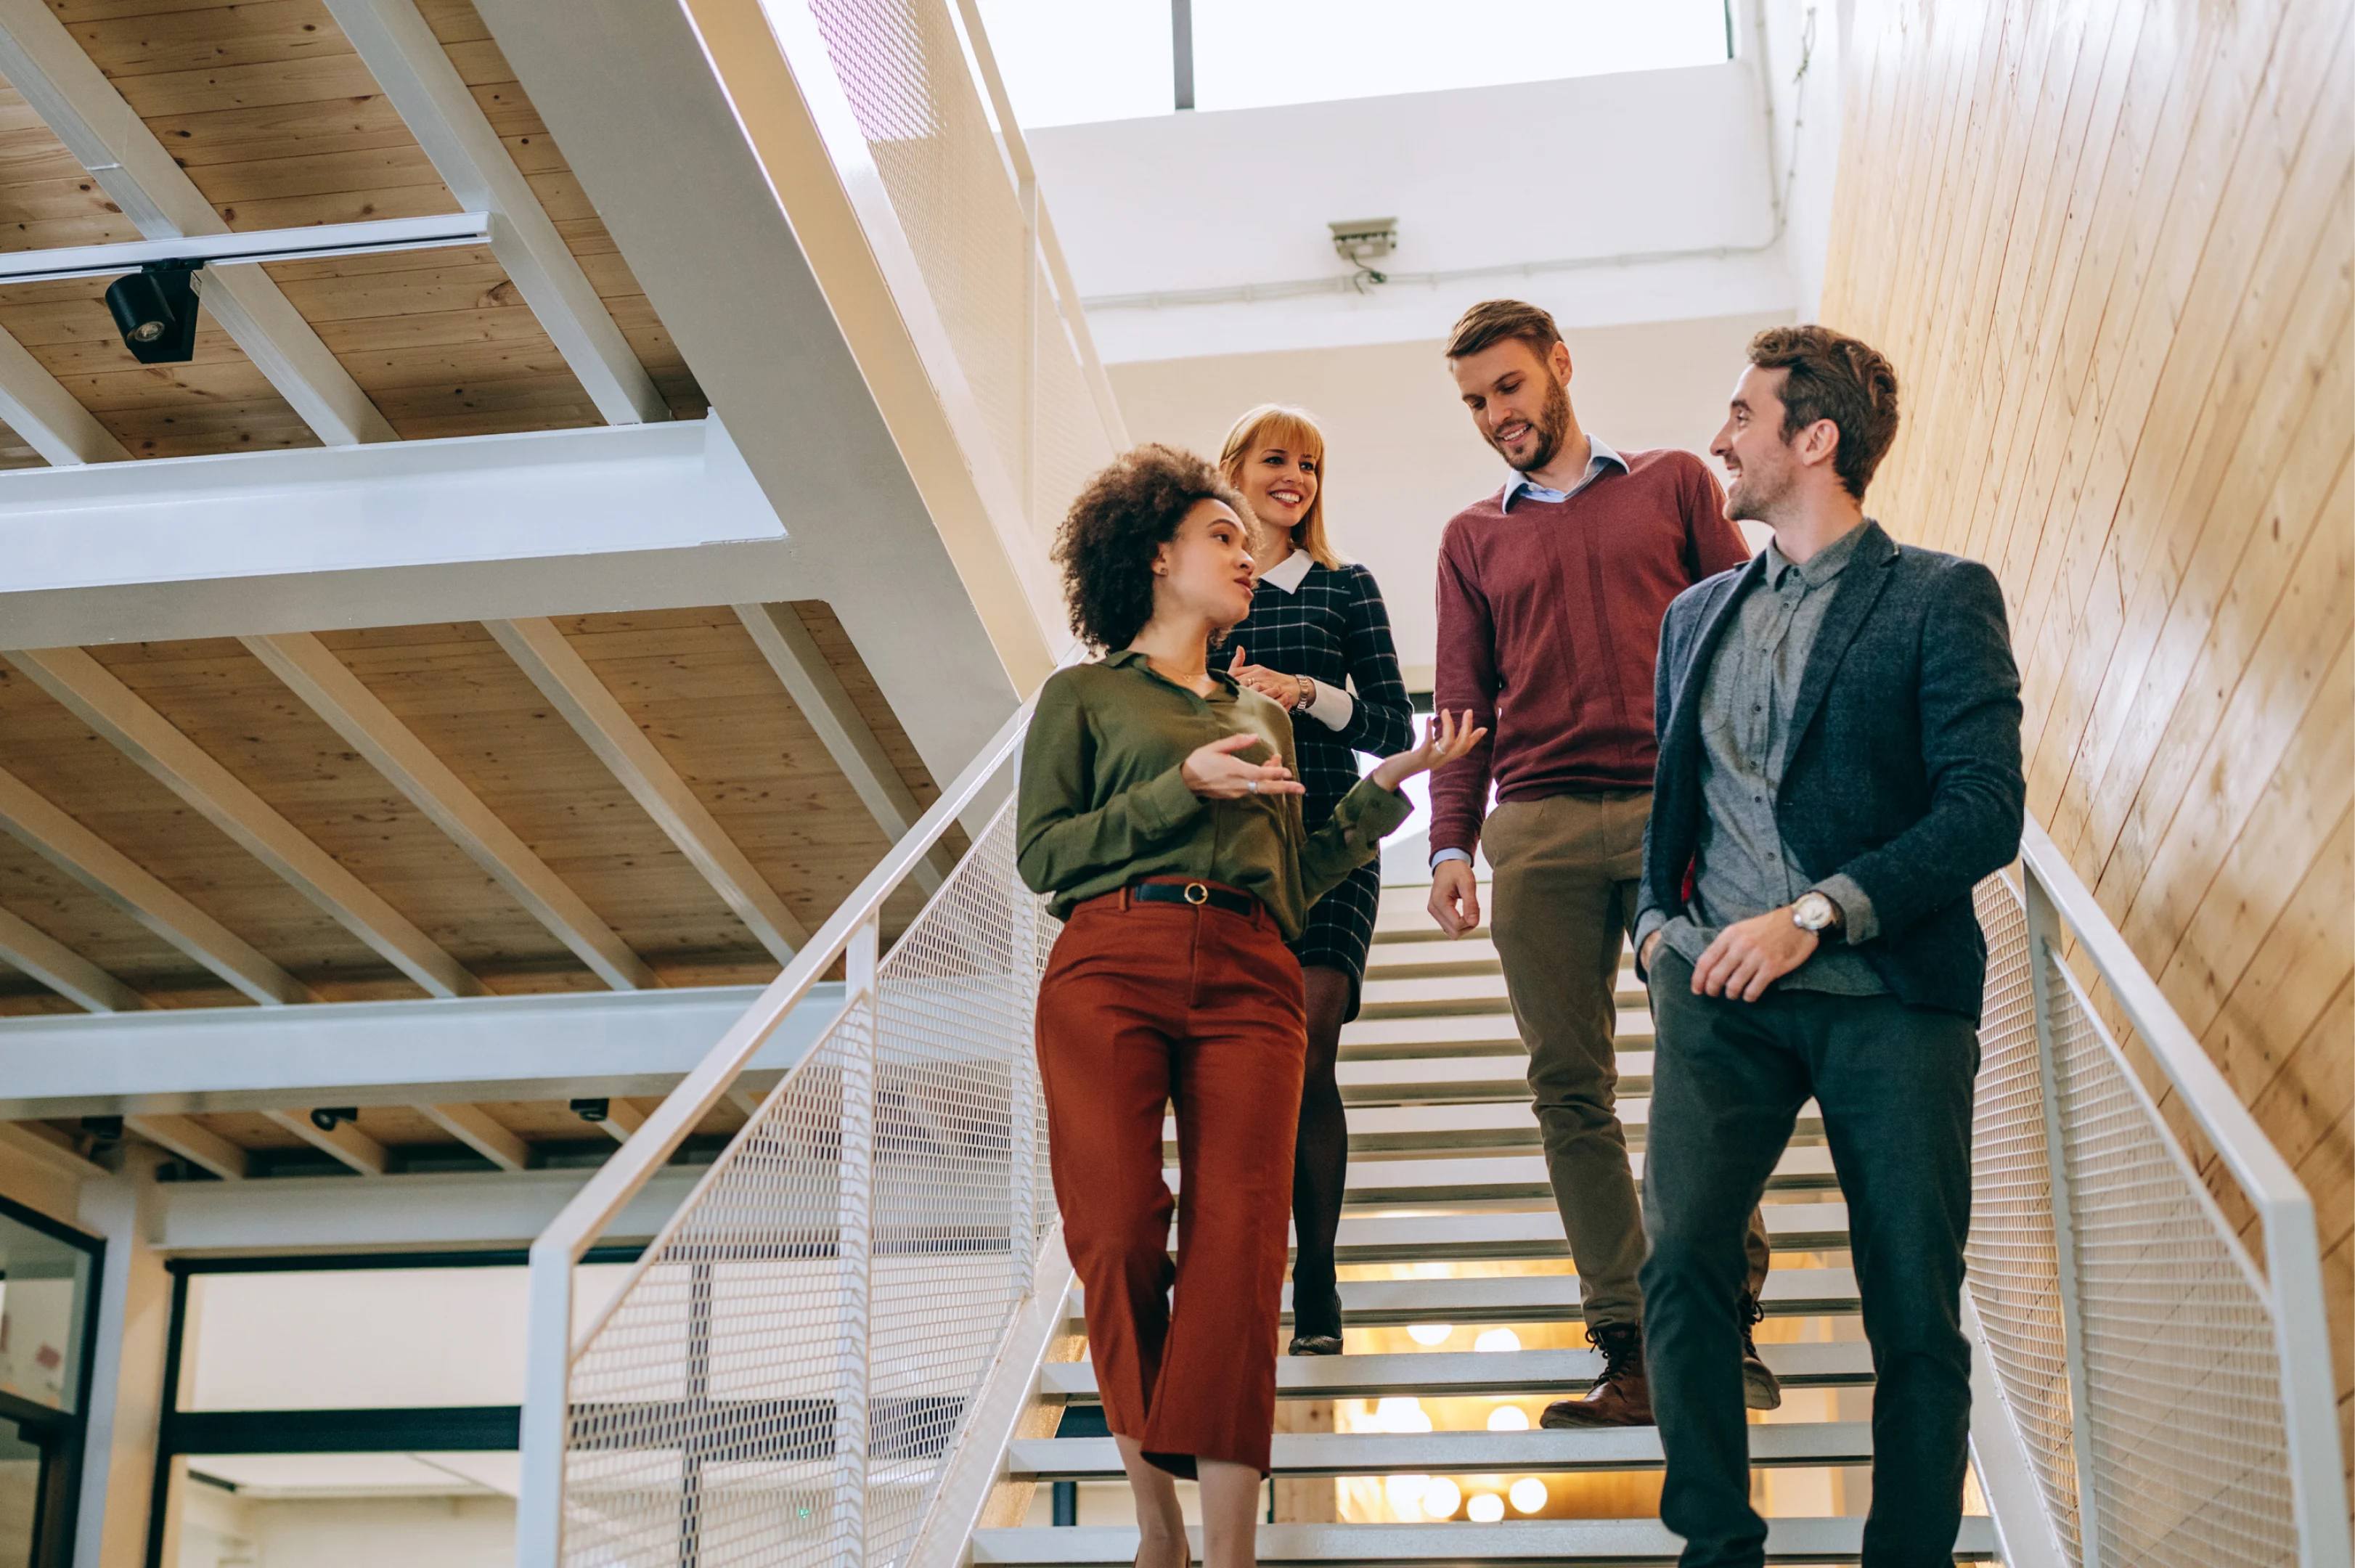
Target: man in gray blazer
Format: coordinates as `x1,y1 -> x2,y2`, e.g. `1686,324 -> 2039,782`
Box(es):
1633,325 -> 2025,1567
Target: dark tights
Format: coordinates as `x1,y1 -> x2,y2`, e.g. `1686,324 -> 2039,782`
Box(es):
1289,965 -> 1354,1339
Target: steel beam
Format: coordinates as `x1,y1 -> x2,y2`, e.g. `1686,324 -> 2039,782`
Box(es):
1,648 -> 483,1000
0,763 -> 311,1006
243,631 -> 656,992
0,0 -> 397,445
489,616 -> 808,961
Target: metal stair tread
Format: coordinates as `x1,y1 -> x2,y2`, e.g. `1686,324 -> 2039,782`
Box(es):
1339,1053 -> 1654,1103
1011,1421 -> 1877,1477
1071,1266 -> 1863,1325
1042,1340 -> 1877,1400
1342,1012 -> 1651,1058
1173,1144 -> 1837,1202
1327,1201 -> 1850,1260
971,1517 -> 1998,1563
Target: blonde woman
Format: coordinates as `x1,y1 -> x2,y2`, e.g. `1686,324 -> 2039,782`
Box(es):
1220,404 -> 1415,1355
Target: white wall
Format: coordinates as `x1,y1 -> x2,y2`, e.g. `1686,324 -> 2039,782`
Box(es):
1034,63 -> 1791,362
1106,311 -> 1787,685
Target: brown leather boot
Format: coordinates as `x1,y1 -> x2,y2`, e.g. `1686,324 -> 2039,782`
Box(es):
1740,1292 -> 1782,1410
1540,1322 -> 1654,1427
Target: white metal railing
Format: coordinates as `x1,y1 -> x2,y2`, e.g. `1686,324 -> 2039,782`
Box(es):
514,703 -> 1058,1567
1967,819 -> 2348,1568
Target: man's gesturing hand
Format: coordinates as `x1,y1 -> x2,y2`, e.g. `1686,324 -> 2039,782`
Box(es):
1689,906 -> 1818,1002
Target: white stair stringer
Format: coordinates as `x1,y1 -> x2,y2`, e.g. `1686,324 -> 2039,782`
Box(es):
955,881 -> 2002,1564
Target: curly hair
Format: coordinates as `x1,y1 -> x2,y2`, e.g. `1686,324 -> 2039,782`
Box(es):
1053,444 -> 1246,650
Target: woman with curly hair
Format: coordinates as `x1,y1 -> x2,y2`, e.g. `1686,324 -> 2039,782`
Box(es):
1018,444 -> 1479,1568
1217,403 -> 1414,1358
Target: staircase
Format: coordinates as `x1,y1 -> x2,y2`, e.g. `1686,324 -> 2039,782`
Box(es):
970,876 -> 2000,1564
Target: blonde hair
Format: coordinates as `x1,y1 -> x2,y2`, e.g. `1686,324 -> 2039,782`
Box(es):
1217,403 -> 1344,570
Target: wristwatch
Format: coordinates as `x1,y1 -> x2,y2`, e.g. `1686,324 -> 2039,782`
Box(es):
1291,674 -> 1316,714
1792,891 -> 1843,935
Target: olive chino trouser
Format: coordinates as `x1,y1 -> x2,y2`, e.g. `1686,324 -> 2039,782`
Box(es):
1482,791 -> 1771,1334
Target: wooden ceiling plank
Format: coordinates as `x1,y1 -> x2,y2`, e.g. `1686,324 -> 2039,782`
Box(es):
320,0 -> 666,426
486,616 -> 808,963
0,0 -> 399,446
124,1112 -> 248,1180
0,900 -> 142,1011
589,1095 -> 641,1143
0,317 -> 128,464
0,761 -> 313,1005
244,631 -> 657,991
2,646 -> 485,999
415,1101 -> 527,1171
734,603 -> 950,894
261,1106 -> 388,1175
0,1119 -> 105,1179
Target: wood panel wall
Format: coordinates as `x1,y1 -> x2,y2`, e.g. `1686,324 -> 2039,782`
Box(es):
1822,0 -> 2353,1483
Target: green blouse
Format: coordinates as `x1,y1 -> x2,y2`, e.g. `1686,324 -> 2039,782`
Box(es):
1016,650 -> 1413,940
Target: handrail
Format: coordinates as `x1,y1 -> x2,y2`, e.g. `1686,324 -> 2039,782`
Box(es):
514,694 -> 1037,1566
2009,818 -> 2348,1567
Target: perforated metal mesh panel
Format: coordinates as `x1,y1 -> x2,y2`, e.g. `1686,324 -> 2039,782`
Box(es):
1966,873 -> 2304,1568
1967,876 -> 2085,1563
805,0 -> 1117,547
560,802 -> 1056,1567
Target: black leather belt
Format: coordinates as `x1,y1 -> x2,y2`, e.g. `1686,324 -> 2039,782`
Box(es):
1130,881 -> 1257,918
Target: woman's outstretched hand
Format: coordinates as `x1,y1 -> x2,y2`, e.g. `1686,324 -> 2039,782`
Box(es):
1368,709 -> 1487,793
1182,732 -> 1306,799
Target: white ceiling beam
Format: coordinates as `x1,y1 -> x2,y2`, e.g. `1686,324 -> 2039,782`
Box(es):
319,0 -> 668,426
0,0 -> 397,446
244,632 -> 657,992
153,1165 -> 701,1255
415,1103 -> 529,1172
124,1114 -> 248,1181
584,1095 -> 642,1143
1,648 -> 484,999
0,213 -> 491,285
0,980 -> 842,1119
486,616 -> 809,963
0,762 -> 312,1006
0,328 -> 128,466
733,603 -> 950,892
0,1119 -> 105,1180
0,902 -> 142,1012
262,1108 -> 389,1177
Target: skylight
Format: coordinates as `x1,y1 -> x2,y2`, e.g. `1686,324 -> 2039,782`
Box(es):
973,0 -> 1732,130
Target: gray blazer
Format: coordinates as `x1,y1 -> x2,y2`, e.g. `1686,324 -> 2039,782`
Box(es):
1638,520 -> 2025,1021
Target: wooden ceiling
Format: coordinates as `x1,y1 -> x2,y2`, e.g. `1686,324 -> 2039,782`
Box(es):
0,0 -> 704,461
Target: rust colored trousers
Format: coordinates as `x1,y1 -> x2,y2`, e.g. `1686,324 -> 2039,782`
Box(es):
1036,883 -> 1307,1477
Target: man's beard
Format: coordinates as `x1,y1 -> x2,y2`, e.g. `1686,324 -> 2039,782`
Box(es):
1725,462 -> 1794,526
1489,375 -> 1575,475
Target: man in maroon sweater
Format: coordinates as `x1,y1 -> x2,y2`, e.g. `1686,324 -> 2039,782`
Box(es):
1427,300 -> 1771,1426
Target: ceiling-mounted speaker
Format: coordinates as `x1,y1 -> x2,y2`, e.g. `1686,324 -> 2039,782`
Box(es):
104,260 -> 203,364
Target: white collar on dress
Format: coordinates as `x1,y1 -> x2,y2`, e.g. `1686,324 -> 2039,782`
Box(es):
1259,550 -> 1313,595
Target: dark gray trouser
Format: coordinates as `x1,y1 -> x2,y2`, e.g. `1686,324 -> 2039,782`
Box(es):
1641,947 -> 1978,1568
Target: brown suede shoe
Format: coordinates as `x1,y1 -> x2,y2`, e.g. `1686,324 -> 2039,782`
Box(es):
1740,1293 -> 1783,1410
1540,1323 -> 1654,1427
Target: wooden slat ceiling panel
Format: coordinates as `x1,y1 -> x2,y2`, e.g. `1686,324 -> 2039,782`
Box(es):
553,607 -> 930,942
83,637 -> 603,991
787,600 -> 968,859
310,619 -> 775,985
0,653 -> 408,996
0,831 -> 229,1008
417,0 -> 706,417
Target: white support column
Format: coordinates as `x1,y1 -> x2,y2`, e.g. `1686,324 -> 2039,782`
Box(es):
243,632 -> 657,992
415,1103 -> 530,1172
319,0 -> 669,426
488,617 -> 809,962
3,647 -> 484,1000
0,0 -> 398,446
121,1115 -> 247,1182
0,762 -> 313,1007
732,603 -> 951,892
0,327 -> 127,466
72,1146 -> 172,1568
0,902 -> 142,1012
261,1108 -> 390,1177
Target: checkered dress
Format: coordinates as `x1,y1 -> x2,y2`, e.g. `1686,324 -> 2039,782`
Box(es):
1231,560 -> 1415,1010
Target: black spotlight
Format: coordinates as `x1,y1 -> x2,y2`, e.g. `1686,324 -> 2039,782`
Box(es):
81,1115 -> 124,1143
571,1097 -> 611,1124
309,1106 -> 357,1132
104,260 -> 202,364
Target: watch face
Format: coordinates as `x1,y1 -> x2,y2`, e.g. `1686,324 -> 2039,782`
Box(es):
1795,893 -> 1833,931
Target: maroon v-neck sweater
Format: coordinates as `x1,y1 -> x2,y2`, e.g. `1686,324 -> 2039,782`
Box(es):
1430,446 -> 1751,858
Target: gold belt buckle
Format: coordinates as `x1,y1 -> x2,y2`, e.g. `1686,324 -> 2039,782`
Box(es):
1183,881 -> 1210,906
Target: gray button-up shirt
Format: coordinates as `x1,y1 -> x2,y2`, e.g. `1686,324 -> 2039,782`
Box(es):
1638,523 -> 1885,995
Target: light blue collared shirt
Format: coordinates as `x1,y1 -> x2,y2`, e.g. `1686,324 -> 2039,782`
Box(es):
1434,437 -> 1630,870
